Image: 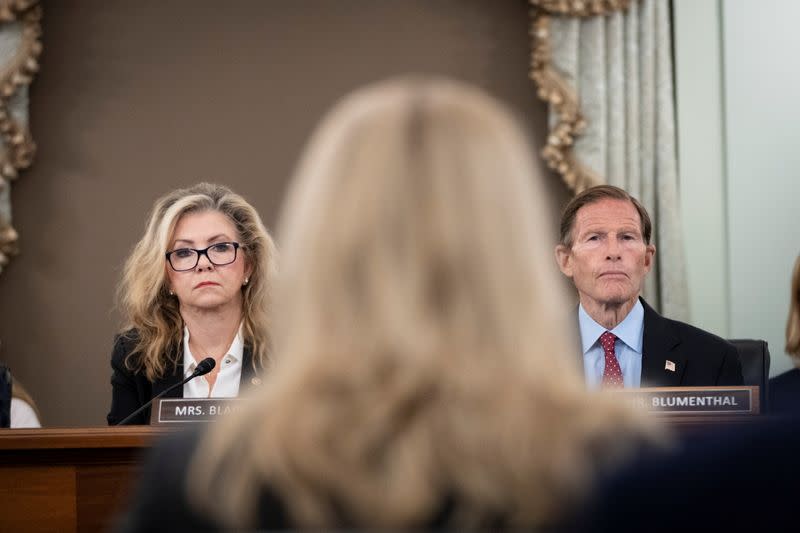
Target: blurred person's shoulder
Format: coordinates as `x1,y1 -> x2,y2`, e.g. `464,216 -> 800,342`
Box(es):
579,417 -> 800,532
770,367 -> 800,415
120,425 -> 290,532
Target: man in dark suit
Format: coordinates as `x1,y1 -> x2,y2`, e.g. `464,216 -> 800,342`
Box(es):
555,185 -> 742,388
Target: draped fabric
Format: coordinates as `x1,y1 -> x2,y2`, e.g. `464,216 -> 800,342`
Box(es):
0,1 -> 41,275
530,0 -> 688,320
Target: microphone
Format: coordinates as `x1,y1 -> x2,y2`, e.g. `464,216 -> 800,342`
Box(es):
116,357 -> 216,426
192,357 -> 216,378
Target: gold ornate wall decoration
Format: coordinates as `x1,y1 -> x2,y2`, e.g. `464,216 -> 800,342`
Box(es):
528,0 -> 630,193
0,0 -> 41,273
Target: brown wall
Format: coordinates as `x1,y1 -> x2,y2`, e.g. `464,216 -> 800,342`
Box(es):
0,0 -> 569,426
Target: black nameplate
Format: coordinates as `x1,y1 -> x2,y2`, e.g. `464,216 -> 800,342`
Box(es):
610,386 -> 759,415
151,398 -> 244,425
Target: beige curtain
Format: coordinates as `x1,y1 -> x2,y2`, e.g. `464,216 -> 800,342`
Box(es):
530,0 -> 688,320
0,1 -> 41,275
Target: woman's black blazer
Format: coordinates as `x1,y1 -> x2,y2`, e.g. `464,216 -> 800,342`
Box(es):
107,331 -> 258,425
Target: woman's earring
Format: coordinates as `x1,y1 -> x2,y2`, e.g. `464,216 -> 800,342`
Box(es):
242,278 -> 249,286
168,289 -> 175,296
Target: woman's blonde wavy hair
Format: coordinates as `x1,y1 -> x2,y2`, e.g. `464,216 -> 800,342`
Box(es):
117,182 -> 277,380
787,255 -> 800,359
189,78 -> 659,528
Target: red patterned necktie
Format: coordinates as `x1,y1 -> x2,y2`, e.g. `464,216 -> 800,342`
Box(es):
600,331 -> 623,388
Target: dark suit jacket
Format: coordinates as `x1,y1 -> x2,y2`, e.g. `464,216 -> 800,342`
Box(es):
769,367 -> 800,415
107,330 -> 259,425
119,427 -> 531,531
579,416 -> 800,532
0,364 -> 10,428
117,426 -> 290,532
582,298 -> 743,387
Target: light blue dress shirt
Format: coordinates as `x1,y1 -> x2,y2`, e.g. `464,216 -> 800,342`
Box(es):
579,300 -> 644,389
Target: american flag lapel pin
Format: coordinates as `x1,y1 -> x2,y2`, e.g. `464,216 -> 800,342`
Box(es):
665,360 -> 676,372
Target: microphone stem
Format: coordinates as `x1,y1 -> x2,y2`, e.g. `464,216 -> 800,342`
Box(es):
115,373 -> 195,426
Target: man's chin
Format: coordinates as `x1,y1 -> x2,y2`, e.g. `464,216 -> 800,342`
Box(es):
594,292 -> 637,308
577,287 -> 639,310
604,296 -> 638,308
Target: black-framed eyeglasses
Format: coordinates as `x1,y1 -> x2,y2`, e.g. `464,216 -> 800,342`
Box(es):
165,242 -> 241,272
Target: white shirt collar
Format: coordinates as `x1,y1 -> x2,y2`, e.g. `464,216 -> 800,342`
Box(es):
182,324 -> 244,375
182,324 -> 244,399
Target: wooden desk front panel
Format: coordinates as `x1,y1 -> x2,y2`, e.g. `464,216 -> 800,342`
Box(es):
1,465 -> 77,533
0,427 -> 163,533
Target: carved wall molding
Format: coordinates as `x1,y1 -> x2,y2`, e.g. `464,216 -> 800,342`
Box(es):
0,0 -> 41,273
528,0 -> 630,192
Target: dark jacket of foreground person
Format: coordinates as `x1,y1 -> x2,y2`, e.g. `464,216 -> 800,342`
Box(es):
118,427 -> 534,531
580,415 -> 800,532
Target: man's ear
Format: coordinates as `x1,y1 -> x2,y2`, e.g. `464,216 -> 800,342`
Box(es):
555,244 -> 574,277
643,243 -> 656,273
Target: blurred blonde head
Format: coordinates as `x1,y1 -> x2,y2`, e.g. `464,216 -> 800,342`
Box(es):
117,182 -> 277,380
192,78 -> 656,528
787,255 -> 800,359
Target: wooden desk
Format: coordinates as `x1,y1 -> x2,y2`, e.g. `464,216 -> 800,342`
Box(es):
0,426 -> 167,533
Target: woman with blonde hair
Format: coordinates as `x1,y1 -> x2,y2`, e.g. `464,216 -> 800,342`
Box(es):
107,183 -> 277,425
769,254 -> 800,414
786,254 -> 800,358
122,78 -> 658,530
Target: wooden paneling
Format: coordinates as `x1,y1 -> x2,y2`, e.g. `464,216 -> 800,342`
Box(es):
0,466 -> 77,533
77,464 -> 141,532
0,427 -> 164,533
